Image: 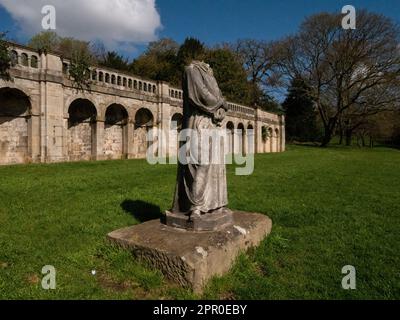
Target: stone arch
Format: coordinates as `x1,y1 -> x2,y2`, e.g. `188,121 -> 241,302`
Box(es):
0,87 -> 31,164
67,98 -> 97,161
275,128 -> 280,153
133,108 -> 154,158
261,125 -> 269,153
10,50 -> 18,66
237,123 -> 245,155
21,53 -> 29,67
103,104 -> 128,160
247,123 -> 255,154
226,121 -> 235,154
64,94 -> 100,117
30,55 -> 38,68
170,113 -> 183,156
268,127 -> 273,153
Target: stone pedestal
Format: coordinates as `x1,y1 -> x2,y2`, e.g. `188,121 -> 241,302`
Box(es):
165,208 -> 233,232
107,211 -> 272,293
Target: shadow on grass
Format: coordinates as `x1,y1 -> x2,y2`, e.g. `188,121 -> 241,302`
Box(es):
121,200 -> 163,223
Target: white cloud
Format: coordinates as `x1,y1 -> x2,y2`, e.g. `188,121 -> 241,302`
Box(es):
0,0 -> 162,50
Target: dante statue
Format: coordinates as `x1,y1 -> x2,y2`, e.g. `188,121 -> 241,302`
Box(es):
167,60 -> 231,227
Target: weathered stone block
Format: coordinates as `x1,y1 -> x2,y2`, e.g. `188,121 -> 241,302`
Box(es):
107,211 -> 272,293
165,209 -> 233,232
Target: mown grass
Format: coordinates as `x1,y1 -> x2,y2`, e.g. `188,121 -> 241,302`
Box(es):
0,145 -> 399,299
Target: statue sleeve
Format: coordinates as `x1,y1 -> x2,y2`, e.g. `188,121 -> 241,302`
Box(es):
185,66 -> 224,115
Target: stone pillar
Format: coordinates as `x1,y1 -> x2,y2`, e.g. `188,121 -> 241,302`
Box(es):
93,118 -> 105,161
126,120 -> 134,159
63,116 -> 69,161
158,82 -> 173,161
280,115 -> 286,152
30,97 -> 41,163
39,80 -> 47,162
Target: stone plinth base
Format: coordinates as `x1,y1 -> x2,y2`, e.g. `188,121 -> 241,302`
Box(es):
165,209 -> 233,232
107,211 -> 272,293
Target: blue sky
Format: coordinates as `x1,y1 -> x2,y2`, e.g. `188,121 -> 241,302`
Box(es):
1,0 -> 399,58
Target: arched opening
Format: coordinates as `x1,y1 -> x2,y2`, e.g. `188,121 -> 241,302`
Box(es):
262,126 -> 268,153
226,121 -> 235,154
31,56 -> 38,68
170,113 -> 183,156
91,71 -> 97,81
0,88 -> 31,164
21,53 -> 29,67
237,123 -> 245,155
275,128 -> 280,153
67,99 -> 97,161
134,108 -> 154,158
10,50 -> 18,66
247,124 -> 254,154
104,104 -> 128,160
268,127 -> 273,153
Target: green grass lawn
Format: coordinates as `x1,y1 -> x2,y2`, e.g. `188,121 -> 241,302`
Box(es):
0,145 -> 399,300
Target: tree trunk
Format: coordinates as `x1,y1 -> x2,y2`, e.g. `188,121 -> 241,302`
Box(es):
345,129 -> 352,146
320,130 -> 333,147
338,120 -> 344,145
361,134 -> 366,147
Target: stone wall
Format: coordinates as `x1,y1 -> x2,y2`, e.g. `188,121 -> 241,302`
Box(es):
0,116 -> 29,164
104,124 -> 124,159
0,42 -> 286,166
67,121 -> 93,161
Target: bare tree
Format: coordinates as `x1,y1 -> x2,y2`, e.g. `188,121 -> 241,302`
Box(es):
275,11 -> 400,147
233,39 -> 278,105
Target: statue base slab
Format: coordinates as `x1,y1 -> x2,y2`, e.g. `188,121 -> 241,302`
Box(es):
164,208 -> 233,232
107,211 -> 272,294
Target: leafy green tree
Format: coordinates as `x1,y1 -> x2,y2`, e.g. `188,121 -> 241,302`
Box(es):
28,31 -> 60,52
28,32 -> 95,91
0,32 -> 11,80
205,47 -> 251,105
68,47 -> 92,92
282,77 -> 318,142
258,92 -> 282,114
131,38 -> 180,85
99,51 -> 130,71
177,37 -> 206,70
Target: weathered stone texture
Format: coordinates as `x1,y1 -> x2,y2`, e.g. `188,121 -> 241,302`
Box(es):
108,211 -> 272,293
104,124 -> 124,159
0,117 -> 28,164
67,122 -> 93,161
0,43 -> 285,165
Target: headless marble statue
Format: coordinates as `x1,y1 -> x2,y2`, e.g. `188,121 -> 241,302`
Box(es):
166,61 -> 233,231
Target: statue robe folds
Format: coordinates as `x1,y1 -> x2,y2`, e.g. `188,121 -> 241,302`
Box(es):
172,61 -> 229,215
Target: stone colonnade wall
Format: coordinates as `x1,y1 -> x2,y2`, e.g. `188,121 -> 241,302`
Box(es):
0,43 -> 285,165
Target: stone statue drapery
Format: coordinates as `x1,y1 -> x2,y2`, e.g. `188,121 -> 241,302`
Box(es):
171,61 -> 229,217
